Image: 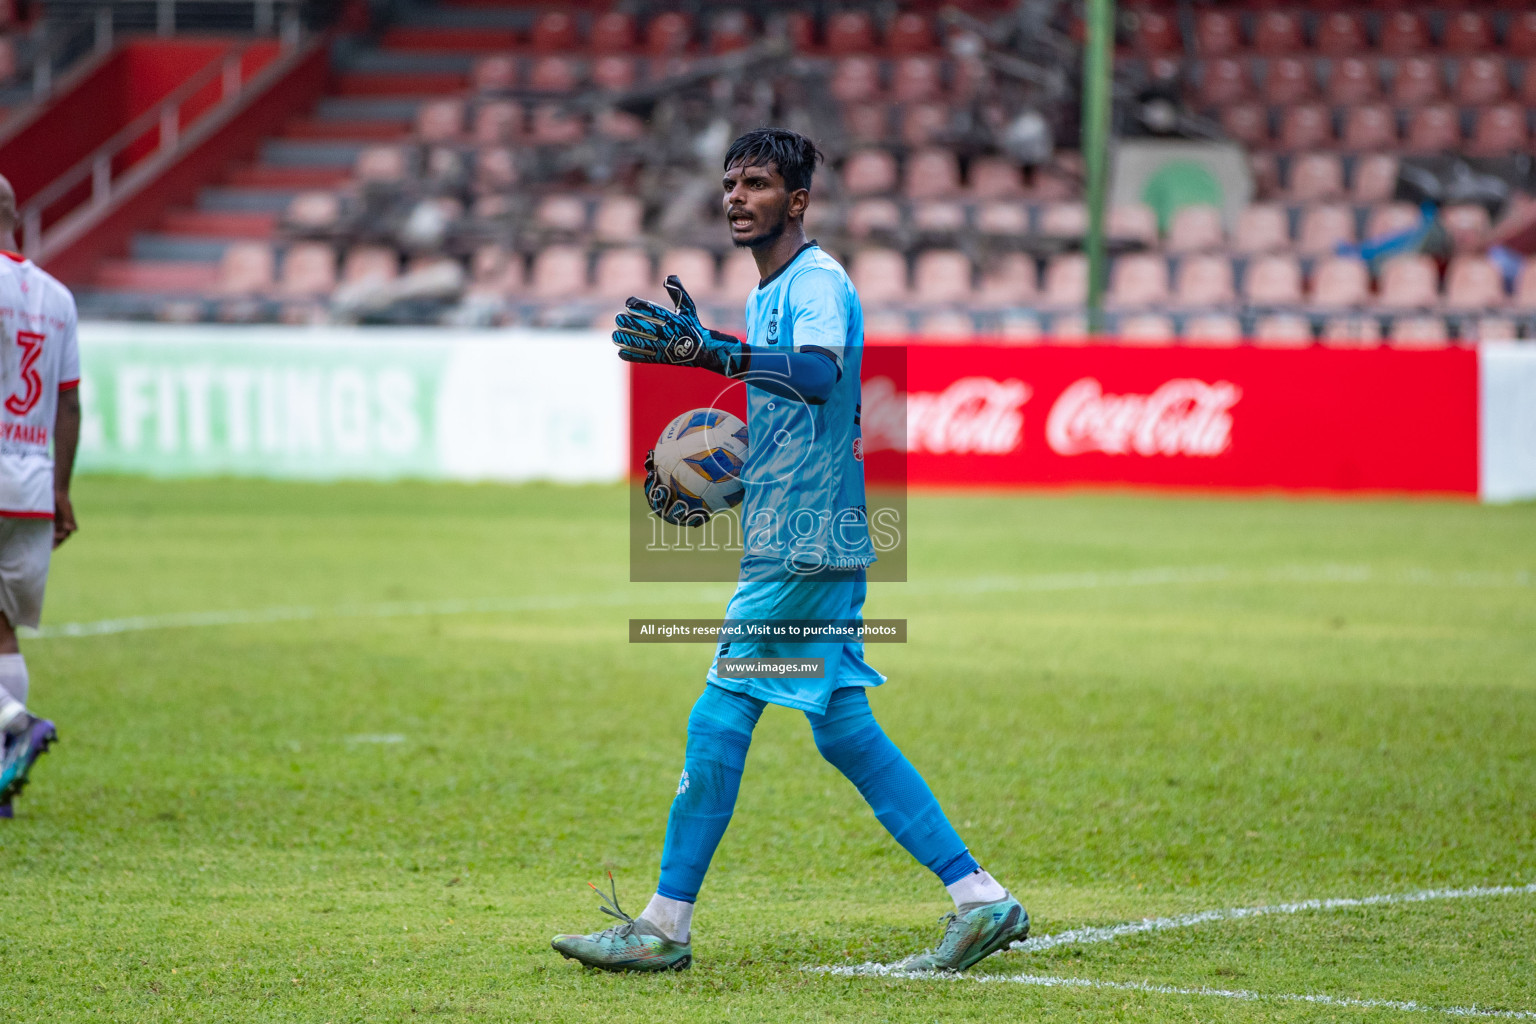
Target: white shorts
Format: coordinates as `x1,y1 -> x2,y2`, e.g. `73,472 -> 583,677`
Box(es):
0,517 -> 52,630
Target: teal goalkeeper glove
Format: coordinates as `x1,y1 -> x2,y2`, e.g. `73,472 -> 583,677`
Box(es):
612,276 -> 746,377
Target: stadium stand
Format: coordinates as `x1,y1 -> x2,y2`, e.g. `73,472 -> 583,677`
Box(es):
0,0 -> 1527,342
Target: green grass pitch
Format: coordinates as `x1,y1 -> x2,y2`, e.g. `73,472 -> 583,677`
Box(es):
3,477 -> 1533,1022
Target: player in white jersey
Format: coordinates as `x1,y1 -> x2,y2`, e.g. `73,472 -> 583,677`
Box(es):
0,174 -> 79,818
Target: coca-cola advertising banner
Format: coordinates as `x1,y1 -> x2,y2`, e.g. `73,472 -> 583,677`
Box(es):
631,344 -> 1483,495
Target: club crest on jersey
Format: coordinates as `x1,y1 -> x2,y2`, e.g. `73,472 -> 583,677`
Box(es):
767,308 -> 779,343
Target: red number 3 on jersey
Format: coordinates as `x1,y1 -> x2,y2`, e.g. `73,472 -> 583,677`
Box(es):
5,330 -> 44,416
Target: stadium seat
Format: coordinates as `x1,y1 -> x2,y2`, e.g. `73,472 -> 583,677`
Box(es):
217,242 -> 275,296
593,195 -> 644,243
278,243 -> 336,297
592,248 -> 653,298
1174,254 -> 1237,307
1405,104 -> 1461,152
1364,202 -> 1422,242
1510,12 -> 1536,57
1327,56 -> 1379,104
887,12 -> 935,55
1317,13 -> 1368,57
284,192 -> 340,232
1454,57 -> 1510,106
531,11 -> 579,52
904,149 -> 961,200
1167,204 -> 1225,253
1376,254 -> 1440,309
843,103 -> 890,144
1041,254 -> 1088,308
591,56 -> 636,91
976,201 -> 1030,236
1443,12 -> 1493,55
1183,313 -> 1244,346
709,9 -> 753,53
865,309 -> 911,337
473,147 -> 517,192
341,245 -> 397,285
1288,153 -> 1345,201
976,253 -> 1038,305
997,313 -> 1045,343
1234,203 -> 1290,254
1352,154 -> 1401,203
1519,63 -> 1536,106
912,200 -> 966,235
659,248 -> 718,299
969,157 -> 1026,200
527,104 -> 584,145
1198,58 -> 1252,107
1468,104 -> 1529,156
831,56 -> 882,103
1106,253 -> 1170,309
529,245 -> 589,299
719,250 -> 760,300
416,99 -> 464,142
916,310 -> 976,341
1342,104 -> 1398,150
590,12 -> 637,54
843,149 -> 898,196
1378,12 -> 1429,55
535,195 -> 588,235
1047,313 -> 1089,342
892,57 -> 942,104
1441,204 -> 1492,254
529,57 -> 581,93
851,249 -> 909,304
847,199 -> 902,238
1252,313 -> 1314,346
1320,315 -> 1383,347
1253,11 -> 1303,55
1461,317 -> 1519,342
1389,57 -> 1443,106
913,250 -> 974,304
646,12 -> 692,56
1129,10 -> 1180,55
1443,255 -> 1506,310
1108,203 -> 1159,248
473,101 -> 521,144
1515,262 -> 1536,310
1310,256 -> 1371,308
355,146 -> 408,184
1278,104 -> 1333,149
1243,254 -> 1305,305
1263,57 -> 1315,105
826,10 -> 876,53
1194,10 -> 1242,55
899,104 -> 949,148
1220,104 -> 1270,147
1118,313 -> 1177,344
1388,315 -> 1450,347
473,55 -> 517,92
467,244 -> 523,298
1039,202 -> 1086,239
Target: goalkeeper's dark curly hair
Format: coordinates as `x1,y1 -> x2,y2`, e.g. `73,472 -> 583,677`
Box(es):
723,128 -> 825,194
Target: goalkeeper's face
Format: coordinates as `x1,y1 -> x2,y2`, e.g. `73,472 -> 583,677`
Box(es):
722,161 -> 807,249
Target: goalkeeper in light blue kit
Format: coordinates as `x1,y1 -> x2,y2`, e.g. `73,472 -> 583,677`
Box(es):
552,128 -> 1028,973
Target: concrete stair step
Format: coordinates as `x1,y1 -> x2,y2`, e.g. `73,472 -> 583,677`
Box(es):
94,260 -> 219,292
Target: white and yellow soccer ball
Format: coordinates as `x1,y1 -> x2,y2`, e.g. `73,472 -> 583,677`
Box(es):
652,408 -> 749,518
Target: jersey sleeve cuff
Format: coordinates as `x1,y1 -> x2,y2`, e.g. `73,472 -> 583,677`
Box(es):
58,379 -> 80,391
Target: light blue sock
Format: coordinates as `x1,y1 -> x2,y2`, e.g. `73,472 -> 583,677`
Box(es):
807,687 -> 979,884
656,684 -> 766,903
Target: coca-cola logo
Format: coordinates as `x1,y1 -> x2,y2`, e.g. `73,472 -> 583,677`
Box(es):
862,376 -> 1031,455
1045,377 -> 1241,458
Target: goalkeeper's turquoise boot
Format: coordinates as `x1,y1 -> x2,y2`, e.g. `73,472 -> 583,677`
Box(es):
551,876 -> 692,973
890,894 -> 1029,973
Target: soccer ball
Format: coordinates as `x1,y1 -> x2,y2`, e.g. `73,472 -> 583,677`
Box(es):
651,408 -> 748,521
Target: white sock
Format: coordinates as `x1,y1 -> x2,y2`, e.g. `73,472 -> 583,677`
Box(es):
947,868 -> 1008,908
640,893 -> 694,943
0,694 -> 25,735
0,653 -> 27,706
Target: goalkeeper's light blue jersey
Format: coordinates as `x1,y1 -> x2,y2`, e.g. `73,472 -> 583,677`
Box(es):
738,242 -> 876,580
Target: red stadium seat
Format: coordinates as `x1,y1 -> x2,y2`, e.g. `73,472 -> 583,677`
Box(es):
1174,254 -> 1237,307
912,250 -> 974,304
1252,313 -> 1314,346
278,243 -> 336,297
1278,104 -> 1332,150
646,12 -> 691,56
473,147 -> 517,192
1197,58 -> 1252,107
1288,154 -> 1345,201
1129,10 -> 1179,55
1342,104 -> 1397,150
1118,313 -> 1178,345
1253,11 -> 1303,55
912,200 -> 965,235
1454,57 -> 1509,106
1106,253 -> 1170,308
846,199 -> 901,238
709,9 -> 753,53
903,148 -> 962,200
659,248 -> 718,299
354,146 -> 408,184
1166,204 -> 1225,254
1388,316 -> 1450,349
850,249 -> 909,304
1220,104 -> 1270,146
1468,104 -> 1529,156
1389,56 -> 1443,105
528,57 -> 580,93
1462,317 -> 1518,342
843,102 -> 890,144
887,12 -> 935,54
1352,154 -> 1400,203
892,57 -> 943,103
596,110 -> 645,141
593,195 -> 643,243
976,202 -> 1030,237
341,245 -> 397,285
472,101 -> 520,145
1509,12 -> 1536,57
284,192 -> 340,232
1516,262 -> 1536,310
825,10 -> 876,54
217,242 -> 275,296
1327,57 -> 1379,104
590,13 -> 637,54
969,157 -> 1025,200
1519,62 -> 1536,106
1376,254 -> 1439,309
1041,254 -> 1088,309
529,246 -> 589,299
1234,203 -> 1291,254
1039,202 -> 1086,239
467,245 -> 523,299
719,250 -> 759,301
1442,12 -> 1493,55
1319,315 -> 1382,348
1194,10 -> 1242,56
1441,204 -> 1492,254
416,99 -> 465,141
1183,313 -> 1244,346
1316,13 -> 1367,56
831,57 -> 882,103
1404,104 -> 1462,152
899,103 -> 949,147
1244,255 -> 1305,305
976,253 -> 1038,305
1108,203 -> 1159,248
1378,12 -> 1429,55
842,150 -> 897,197
1263,57 -> 1315,105
1364,202 -> 1422,241
592,248 -> 653,298
531,11 -> 579,53
534,195 -> 587,235
1443,256 -> 1505,310
472,55 -> 517,92
1297,204 -> 1356,255
917,310 -> 976,341
592,56 -> 636,91
1310,256 -> 1371,308
527,104 -> 584,145
775,10 -> 816,52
